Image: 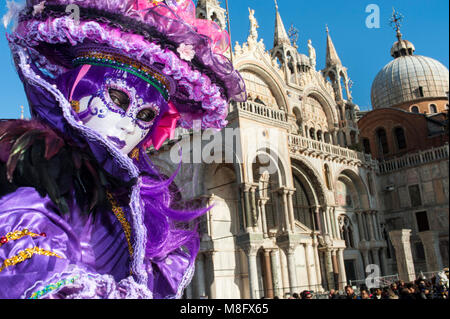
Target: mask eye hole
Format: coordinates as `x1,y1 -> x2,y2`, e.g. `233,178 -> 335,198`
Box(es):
108,88 -> 130,111
137,108 -> 157,122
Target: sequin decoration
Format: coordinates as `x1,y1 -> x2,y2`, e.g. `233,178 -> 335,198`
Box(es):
0,229 -> 46,247
0,247 -> 63,273
106,192 -> 134,258
29,275 -> 79,299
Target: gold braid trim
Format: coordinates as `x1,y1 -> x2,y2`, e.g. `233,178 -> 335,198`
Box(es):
0,247 -> 63,273
106,192 -> 134,258
0,229 -> 43,247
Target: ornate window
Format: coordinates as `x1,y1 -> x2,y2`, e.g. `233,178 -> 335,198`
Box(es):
338,215 -> 354,248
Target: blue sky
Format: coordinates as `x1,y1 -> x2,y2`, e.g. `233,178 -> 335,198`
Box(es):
0,0 -> 448,118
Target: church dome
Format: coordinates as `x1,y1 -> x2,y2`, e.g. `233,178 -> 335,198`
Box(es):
371,37 -> 449,109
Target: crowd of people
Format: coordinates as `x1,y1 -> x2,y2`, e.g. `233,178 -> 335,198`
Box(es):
333,271 -> 448,300
271,269 -> 449,300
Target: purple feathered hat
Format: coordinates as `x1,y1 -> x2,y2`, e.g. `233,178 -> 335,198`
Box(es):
5,0 -> 246,131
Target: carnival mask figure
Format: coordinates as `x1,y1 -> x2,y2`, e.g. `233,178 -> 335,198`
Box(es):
0,0 -> 246,299
63,65 -> 170,155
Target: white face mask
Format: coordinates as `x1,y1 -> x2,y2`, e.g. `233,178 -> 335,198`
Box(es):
78,77 -> 160,155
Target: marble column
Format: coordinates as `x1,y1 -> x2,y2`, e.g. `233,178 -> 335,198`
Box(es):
286,246 -> 298,293
331,250 -> 340,290
332,130 -> 338,146
250,186 -> 258,231
303,243 -> 312,289
245,247 -> 260,299
314,206 -> 323,234
372,248 -> 381,269
287,190 -> 296,233
389,230 -> 416,282
365,211 -> 376,241
279,189 -> 291,233
418,231 -> 444,272
242,184 -> 252,232
356,211 -> 367,241
374,212 -> 383,240
263,250 -> 274,298
312,236 -> 322,290
324,249 -> 335,291
337,248 -> 347,290
371,212 -> 380,240
279,248 -> 290,296
195,253 -> 206,298
361,249 -> 370,269
330,207 -> 338,238
259,199 -> 269,237
270,249 -> 283,298
323,207 -> 330,235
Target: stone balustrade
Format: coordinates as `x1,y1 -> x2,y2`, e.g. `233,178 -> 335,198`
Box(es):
231,101 -> 288,123
379,144 -> 449,174
288,134 -> 377,166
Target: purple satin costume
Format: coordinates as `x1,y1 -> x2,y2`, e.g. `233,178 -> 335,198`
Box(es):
0,186 -> 194,299
0,43 -> 197,300
0,0 -> 246,299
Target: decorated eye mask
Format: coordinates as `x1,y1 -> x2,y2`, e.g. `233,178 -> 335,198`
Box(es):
69,66 -> 170,155
97,77 -> 161,131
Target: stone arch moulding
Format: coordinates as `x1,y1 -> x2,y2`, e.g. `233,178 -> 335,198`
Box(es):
301,86 -> 339,128
236,61 -> 289,111
334,168 -> 371,211
290,157 -> 328,207
248,146 -> 288,187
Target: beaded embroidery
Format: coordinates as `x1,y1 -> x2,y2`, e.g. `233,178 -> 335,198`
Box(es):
0,229 -> 46,247
106,192 -> 134,258
0,247 -> 63,273
29,275 -> 80,299
73,52 -> 170,101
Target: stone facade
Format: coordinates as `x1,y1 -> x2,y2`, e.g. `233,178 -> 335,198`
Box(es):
148,2 -> 449,299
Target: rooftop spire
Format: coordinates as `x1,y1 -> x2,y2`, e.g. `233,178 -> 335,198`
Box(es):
390,8 -> 404,41
273,0 -> 291,47
325,26 -> 342,67
389,9 -> 415,58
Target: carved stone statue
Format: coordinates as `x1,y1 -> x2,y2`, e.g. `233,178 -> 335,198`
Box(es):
248,8 -> 259,40
308,39 -> 316,68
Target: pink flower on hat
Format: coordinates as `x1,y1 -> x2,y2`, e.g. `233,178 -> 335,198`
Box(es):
177,43 -> 195,61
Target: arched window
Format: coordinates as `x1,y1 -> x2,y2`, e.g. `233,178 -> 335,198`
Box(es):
309,128 -> 316,140
411,106 -> 419,113
376,128 -> 389,156
293,176 -> 314,230
394,127 -> 407,150
430,104 -> 437,114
